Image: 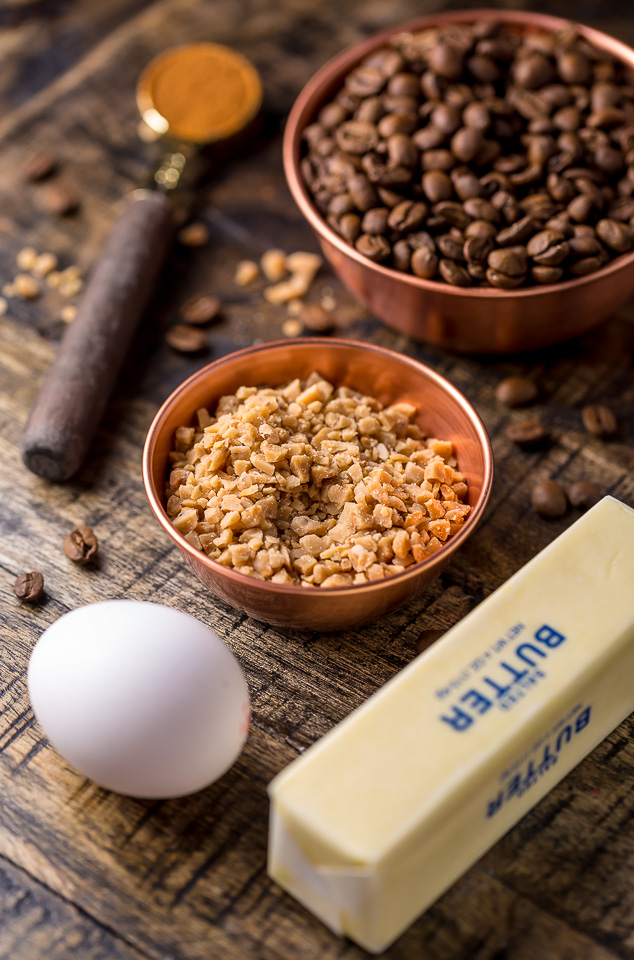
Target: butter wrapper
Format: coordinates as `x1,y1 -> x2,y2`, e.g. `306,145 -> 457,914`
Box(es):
268,496 -> 634,953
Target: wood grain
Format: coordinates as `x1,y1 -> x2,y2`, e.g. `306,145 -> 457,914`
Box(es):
0,0 -> 633,958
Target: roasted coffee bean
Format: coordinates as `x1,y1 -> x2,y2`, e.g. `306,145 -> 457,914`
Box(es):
339,213 -> 362,243
557,50 -> 591,85
596,218 -> 633,251
465,219 -> 498,239
467,261 -> 486,280
421,149 -> 455,172
453,169 -> 482,200
581,403 -> 617,436
567,480 -> 602,509
393,239 -> 412,271
387,72 -> 421,98
319,102 -> 349,129
180,294 -> 221,325
378,112 -> 418,137
486,268 -> 524,288
462,101 -> 490,131
569,234 -> 602,257
412,125 -> 445,151
165,324 -> 208,353
488,245 -> 528,277
346,66 -> 386,98
495,375 -> 538,407
411,246 -> 438,278
567,194 -> 593,222
513,52 -> 555,90
64,525 -> 98,564
463,197 -> 498,222
355,96 -> 386,124
439,258 -> 471,286
348,173 -> 379,211
362,47 -> 404,77
464,235 -> 494,263
431,103 -> 461,134
388,200 -> 427,232
335,121 -> 379,155
421,170 -> 452,203
434,201 -> 471,229
14,571 -> 44,602
387,133 -> 418,168
569,255 -> 603,275
40,182 -> 79,216
506,418 -> 547,448
526,230 -> 570,265
437,235 -> 465,260
531,480 -> 568,518
428,43 -> 464,80
24,150 -> 57,182
361,207 -> 389,234
300,303 -> 336,333
531,265 -> 563,283
451,127 -> 482,163
355,233 -> 391,261
377,187 -> 403,207
546,172 -> 576,202
328,193 -> 354,218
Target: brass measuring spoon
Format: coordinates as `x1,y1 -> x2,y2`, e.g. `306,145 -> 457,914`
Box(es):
22,43 -> 262,482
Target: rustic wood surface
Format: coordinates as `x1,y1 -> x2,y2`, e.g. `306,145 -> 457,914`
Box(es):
1,1 -> 633,958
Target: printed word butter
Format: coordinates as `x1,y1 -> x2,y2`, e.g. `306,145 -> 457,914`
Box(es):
267,497 -> 634,953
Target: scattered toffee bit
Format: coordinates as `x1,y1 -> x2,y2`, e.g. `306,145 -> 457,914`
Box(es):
299,303 -> 336,333
234,260 -> 260,286
531,479 -> 567,517
39,182 -> 80,216
14,274 -> 40,300
60,305 -> 77,324
261,249 -> 287,282
180,294 -> 221,325
63,526 -> 98,564
23,151 -> 57,182
177,222 -> 210,247
567,480 -> 602,509
506,418 -> 546,448
281,318 -> 303,337
581,403 -> 617,436
165,324 -> 208,353
166,374 -> 470,587
302,21 -> 634,288
14,571 -> 45,602
495,375 -> 538,407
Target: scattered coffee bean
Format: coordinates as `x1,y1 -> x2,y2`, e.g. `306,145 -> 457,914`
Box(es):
506,418 -> 547,448
14,571 -> 44,602
165,324 -> 208,353
495,375 -> 538,407
567,480 -> 602,509
179,294 -> 221,325
301,22 -> 634,288
581,403 -> 617,436
23,151 -> 57,182
63,526 -> 98,564
300,303 -> 336,333
177,222 -> 209,247
416,628 -> 444,654
39,182 -> 79,216
531,480 -> 568,518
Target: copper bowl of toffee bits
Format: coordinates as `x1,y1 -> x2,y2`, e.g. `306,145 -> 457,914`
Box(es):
284,10 -> 634,353
143,339 -> 492,631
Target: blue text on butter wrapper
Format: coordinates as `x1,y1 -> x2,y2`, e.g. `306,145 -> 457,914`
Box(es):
439,625 -> 565,732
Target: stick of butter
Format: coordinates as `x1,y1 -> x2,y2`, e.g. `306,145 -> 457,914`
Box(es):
268,496 -> 634,953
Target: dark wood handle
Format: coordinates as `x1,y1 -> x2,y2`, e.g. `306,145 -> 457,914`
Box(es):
21,190 -> 175,482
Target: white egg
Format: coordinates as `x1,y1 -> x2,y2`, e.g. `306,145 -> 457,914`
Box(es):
27,600 -> 250,798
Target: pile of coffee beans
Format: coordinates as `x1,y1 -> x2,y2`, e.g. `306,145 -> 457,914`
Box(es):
301,20 -> 634,288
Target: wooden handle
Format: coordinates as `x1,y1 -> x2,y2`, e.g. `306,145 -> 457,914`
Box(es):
21,190 -> 175,482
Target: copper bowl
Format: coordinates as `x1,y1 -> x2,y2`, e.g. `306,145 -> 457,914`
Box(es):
284,9 -> 634,354
143,339 -> 493,631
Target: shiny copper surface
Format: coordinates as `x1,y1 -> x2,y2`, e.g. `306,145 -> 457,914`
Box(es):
283,9 -> 634,354
143,340 -> 493,631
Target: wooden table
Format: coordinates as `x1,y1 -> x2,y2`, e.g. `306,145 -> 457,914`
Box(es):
1,1 -> 633,958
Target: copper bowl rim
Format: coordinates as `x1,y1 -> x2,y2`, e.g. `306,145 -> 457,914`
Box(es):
142,338 -> 494,598
283,7 -> 634,300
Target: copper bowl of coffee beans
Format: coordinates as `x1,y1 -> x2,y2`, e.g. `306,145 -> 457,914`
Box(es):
283,10 -> 634,353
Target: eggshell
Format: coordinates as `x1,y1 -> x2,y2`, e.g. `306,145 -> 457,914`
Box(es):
27,600 -> 250,798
